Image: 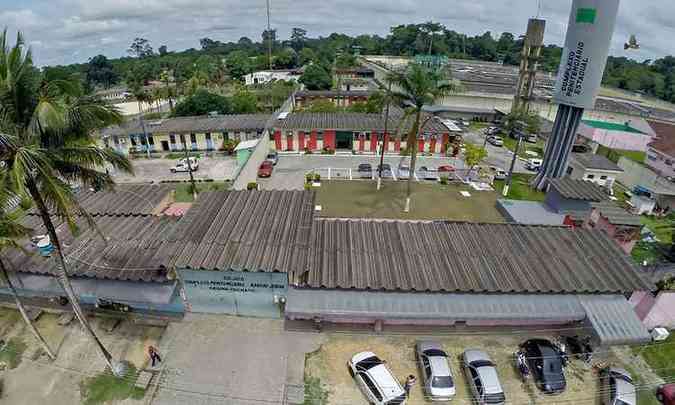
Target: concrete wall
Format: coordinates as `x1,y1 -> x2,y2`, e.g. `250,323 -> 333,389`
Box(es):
646,147 -> 675,178
567,160 -> 618,188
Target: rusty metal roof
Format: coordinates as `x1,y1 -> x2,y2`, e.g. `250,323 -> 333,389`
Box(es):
591,201 -> 643,227
305,219 -> 651,294
274,112 -> 450,135
549,178 -> 609,202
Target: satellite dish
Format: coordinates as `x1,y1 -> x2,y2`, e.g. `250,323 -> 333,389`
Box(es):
624,34 -> 640,50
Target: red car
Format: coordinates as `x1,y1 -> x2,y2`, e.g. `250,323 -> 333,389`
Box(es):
658,384 -> 675,405
437,165 -> 455,173
257,161 -> 274,178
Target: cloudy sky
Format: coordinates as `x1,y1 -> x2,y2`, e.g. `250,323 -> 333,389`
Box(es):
0,0 -> 672,66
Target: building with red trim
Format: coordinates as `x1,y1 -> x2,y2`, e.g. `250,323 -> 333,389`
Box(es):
271,111 -> 460,154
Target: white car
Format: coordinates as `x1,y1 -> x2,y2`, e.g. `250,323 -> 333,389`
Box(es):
348,352 -> 407,405
461,350 -> 505,405
525,158 -> 542,172
490,166 -> 507,181
170,157 -> 199,173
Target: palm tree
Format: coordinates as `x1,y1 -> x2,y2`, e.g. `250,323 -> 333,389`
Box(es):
0,206 -> 56,360
386,63 -> 457,212
0,28 -> 133,375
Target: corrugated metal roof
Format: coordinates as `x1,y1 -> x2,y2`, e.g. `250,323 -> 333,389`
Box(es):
579,295 -> 651,345
295,90 -> 372,98
101,114 -> 270,138
163,190 -> 315,273
549,178 -> 608,202
572,153 -> 623,172
286,289 -> 586,321
592,202 -> 643,227
305,219 -> 651,294
274,112 -> 450,135
27,184 -> 174,217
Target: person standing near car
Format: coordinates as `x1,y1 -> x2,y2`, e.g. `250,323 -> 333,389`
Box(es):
404,374 -> 417,396
148,345 -> 162,367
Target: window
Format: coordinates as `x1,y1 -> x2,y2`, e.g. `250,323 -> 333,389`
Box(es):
600,175 -> 608,180
648,154 -> 658,161
317,131 -> 324,141
190,134 -> 197,143
180,134 -> 186,144
148,136 -> 154,145
422,356 -> 432,378
360,373 -> 382,401
566,167 -> 573,175
170,135 -> 176,144
365,132 -> 371,141
586,174 -> 595,180
205,133 -> 212,141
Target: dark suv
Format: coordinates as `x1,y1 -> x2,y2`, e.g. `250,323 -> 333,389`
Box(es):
521,339 -> 566,394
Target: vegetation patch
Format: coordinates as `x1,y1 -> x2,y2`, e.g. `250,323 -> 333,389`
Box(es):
303,376 -> 330,405
0,337 -> 27,369
633,335 -> 675,380
174,181 -> 228,202
80,363 -> 146,405
493,174 -> 546,202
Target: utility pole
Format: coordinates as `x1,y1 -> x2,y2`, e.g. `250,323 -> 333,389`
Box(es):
182,138 -> 197,200
377,82 -> 392,191
266,0 -> 273,70
502,122 -> 525,197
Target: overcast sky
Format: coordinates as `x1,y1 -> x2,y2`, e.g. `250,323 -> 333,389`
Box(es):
0,0 -> 672,66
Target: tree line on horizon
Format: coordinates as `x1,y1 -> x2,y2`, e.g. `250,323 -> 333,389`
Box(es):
40,22 -> 675,104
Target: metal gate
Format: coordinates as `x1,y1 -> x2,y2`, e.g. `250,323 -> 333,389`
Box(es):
178,270 -> 288,318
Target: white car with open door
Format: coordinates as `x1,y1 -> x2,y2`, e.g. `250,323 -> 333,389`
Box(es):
348,351 -> 407,405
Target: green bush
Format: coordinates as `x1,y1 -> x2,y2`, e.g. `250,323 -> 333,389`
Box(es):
303,183 -> 312,190
313,173 -> 321,182
305,173 -> 314,183
321,147 -> 335,155
246,182 -> 258,190
440,176 -> 449,185
19,197 -> 33,210
304,147 -> 313,155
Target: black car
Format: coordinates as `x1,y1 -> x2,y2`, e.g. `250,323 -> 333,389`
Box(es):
377,163 -> 392,178
357,163 -> 373,178
521,339 -> 566,394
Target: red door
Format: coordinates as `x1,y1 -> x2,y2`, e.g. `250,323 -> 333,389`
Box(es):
429,138 -> 437,154
309,131 -> 317,150
286,135 -> 293,151
394,139 -> 401,152
274,130 -> 282,150
324,130 -> 336,150
383,133 -> 389,152
298,131 -> 305,151
418,138 -> 425,153
441,133 -> 449,153
359,135 -> 365,152
370,132 -> 378,152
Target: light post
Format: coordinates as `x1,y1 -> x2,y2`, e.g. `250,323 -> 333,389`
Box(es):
502,121 -> 525,197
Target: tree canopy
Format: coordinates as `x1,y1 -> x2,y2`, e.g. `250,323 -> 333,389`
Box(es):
173,89 -> 232,116
300,64 -> 332,90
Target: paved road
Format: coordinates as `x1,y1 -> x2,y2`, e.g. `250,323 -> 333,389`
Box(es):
152,315 -> 323,405
111,156 -> 238,183
257,154 -> 467,190
462,129 -> 530,174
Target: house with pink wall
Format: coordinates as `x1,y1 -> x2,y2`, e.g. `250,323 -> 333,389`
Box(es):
630,290 -> 675,329
585,201 -> 643,254
578,119 -> 654,152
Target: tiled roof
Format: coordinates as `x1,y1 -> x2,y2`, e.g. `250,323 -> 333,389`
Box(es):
28,184 -> 174,217
163,190 -> 315,273
101,114 -> 270,137
572,153 -> 623,172
305,219 -> 650,294
275,112 -> 450,135
7,216 -> 180,283
549,178 -> 608,202
648,120 -> 675,157
592,202 -> 643,227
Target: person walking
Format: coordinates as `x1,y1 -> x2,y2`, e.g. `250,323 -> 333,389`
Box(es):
148,345 -> 162,367
404,374 -> 417,396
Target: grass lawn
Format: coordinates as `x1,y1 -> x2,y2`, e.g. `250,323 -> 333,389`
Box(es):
164,152 -> 202,160
633,335 -> 675,381
80,363 -> 145,405
0,337 -> 27,369
468,122 -> 490,131
174,181 -> 229,202
641,215 -> 673,244
502,137 -> 545,157
493,174 -> 546,202
315,180 -> 505,222
597,145 -> 646,165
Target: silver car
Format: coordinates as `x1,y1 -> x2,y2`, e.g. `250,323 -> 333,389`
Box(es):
416,341 -> 455,401
601,368 -> 636,405
461,350 -> 506,405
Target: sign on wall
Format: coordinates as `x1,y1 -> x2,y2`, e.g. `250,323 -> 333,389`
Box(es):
553,0 -> 621,109
178,270 -> 287,318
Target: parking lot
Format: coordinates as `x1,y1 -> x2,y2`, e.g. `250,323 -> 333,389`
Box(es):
257,154 -> 470,190
462,128 -> 531,175
305,333 -> 644,405
110,155 -> 238,184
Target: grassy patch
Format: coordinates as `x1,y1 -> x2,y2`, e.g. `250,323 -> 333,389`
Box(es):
493,174 -> 546,202
468,122 -> 490,131
502,137 -> 545,157
164,152 -> 201,160
633,335 -> 675,380
622,364 -> 661,405
174,181 -> 229,202
315,180 -> 505,222
597,145 -> 646,165
303,376 -> 330,405
0,337 -> 27,369
80,363 -> 146,405
631,241 -> 666,265
641,215 -> 673,244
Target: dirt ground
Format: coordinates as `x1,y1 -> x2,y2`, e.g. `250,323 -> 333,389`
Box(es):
0,308 -> 165,405
305,332 -> 639,405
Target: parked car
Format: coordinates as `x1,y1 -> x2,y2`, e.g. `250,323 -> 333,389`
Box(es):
397,163 -> 411,180
572,144 -> 591,153
416,341 -> 455,401
486,127 -> 499,135
600,367 -> 636,405
418,166 -> 440,181
378,163 -> 393,178
487,136 -> 504,147
521,339 -> 566,394
348,352 -> 407,405
358,163 -> 373,178
490,166 -> 507,181
438,165 -> 455,173
461,349 -> 506,405
459,119 -> 471,127
525,159 -> 543,171
257,161 -> 274,178
170,157 -> 199,173
657,383 -> 675,405
266,151 -> 279,165
525,133 -> 538,143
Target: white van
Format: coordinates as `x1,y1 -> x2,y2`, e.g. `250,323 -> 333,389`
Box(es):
348,352 -> 407,405
525,159 -> 542,171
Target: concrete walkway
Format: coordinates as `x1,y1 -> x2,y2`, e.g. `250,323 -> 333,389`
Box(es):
151,315 -> 323,405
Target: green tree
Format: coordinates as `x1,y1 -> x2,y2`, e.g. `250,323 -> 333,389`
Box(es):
335,53 -> 357,69
274,48 -> 297,69
0,28 -> 133,374
387,63 -> 456,212
86,55 -> 118,89
464,142 -> 488,177
300,64 -> 331,90
290,27 -> 307,52
306,100 -> 340,113
127,37 -> 154,58
173,89 -> 232,117
226,50 -> 251,81
298,48 -> 317,66
231,90 -> 258,113
158,45 -> 168,56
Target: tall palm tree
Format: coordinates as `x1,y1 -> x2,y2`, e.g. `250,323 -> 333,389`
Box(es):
0,205 -> 56,360
386,63 -> 456,212
0,28 -> 133,375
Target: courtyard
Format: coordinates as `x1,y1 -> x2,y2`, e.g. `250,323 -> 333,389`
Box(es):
110,154 -> 238,184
